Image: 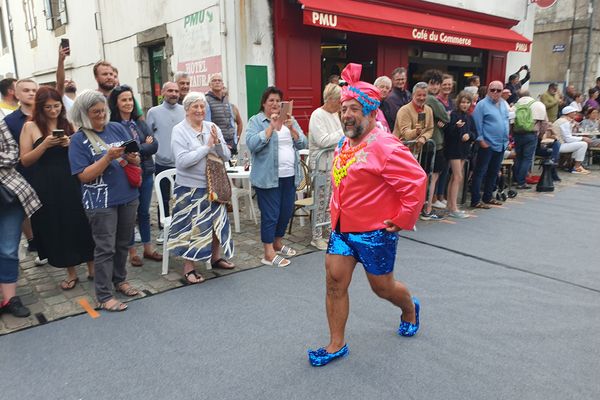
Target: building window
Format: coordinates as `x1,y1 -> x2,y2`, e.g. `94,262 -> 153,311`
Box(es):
0,6 -> 8,52
44,0 -> 68,30
22,0 -> 37,47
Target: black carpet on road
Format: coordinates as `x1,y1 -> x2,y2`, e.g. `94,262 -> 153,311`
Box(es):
1,178 -> 599,400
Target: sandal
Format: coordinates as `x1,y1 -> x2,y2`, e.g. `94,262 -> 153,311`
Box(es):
130,255 -> 143,267
471,202 -> 491,209
276,245 -> 297,257
184,269 -> 205,285
143,251 -> 163,261
97,298 -> 128,312
60,277 -> 79,291
484,199 -> 503,206
261,255 -> 291,268
211,258 -> 235,269
115,282 -> 140,297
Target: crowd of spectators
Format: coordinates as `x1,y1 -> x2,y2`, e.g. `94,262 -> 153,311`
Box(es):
2,44 -> 599,318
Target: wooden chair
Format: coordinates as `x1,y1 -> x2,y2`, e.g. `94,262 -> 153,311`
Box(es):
288,159 -> 314,234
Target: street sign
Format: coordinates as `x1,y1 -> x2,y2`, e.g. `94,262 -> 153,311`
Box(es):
531,0 -> 558,8
552,44 -> 566,53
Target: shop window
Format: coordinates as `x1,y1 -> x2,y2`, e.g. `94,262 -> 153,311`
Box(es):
422,51 -> 448,61
22,0 -> 37,47
44,0 -> 68,31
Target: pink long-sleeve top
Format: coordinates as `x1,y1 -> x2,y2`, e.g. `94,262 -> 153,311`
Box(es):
330,127 -> 427,232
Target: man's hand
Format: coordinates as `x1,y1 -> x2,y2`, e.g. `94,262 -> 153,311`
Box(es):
437,120 -> 445,128
479,139 -> 489,149
416,135 -> 427,145
383,220 -> 402,232
582,137 -> 592,144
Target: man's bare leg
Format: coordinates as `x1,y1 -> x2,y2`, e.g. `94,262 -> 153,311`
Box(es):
366,272 -> 416,324
325,254 -> 357,353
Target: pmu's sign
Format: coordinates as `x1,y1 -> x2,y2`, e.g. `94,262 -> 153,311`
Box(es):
311,11 -> 337,27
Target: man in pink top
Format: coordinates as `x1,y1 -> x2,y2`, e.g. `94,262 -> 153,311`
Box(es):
307,63 -> 427,367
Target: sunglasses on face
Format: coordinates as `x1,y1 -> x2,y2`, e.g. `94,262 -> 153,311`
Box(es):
489,88 -> 502,93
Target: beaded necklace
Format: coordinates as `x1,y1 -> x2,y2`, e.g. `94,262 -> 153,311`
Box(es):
332,141 -> 367,186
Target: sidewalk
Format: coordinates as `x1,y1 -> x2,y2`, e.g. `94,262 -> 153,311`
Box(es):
1,167 -> 596,335
0,204 -> 317,335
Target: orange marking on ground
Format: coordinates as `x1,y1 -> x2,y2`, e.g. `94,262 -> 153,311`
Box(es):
78,298 -> 100,319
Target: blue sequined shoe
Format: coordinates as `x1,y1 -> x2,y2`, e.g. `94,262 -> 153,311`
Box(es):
398,297 -> 420,337
307,344 -> 349,366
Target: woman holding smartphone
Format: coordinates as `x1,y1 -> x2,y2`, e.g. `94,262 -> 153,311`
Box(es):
108,85 -> 161,267
246,87 -> 307,267
19,86 -> 95,290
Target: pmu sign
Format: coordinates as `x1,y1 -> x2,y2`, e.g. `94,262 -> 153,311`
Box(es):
531,0 -> 558,8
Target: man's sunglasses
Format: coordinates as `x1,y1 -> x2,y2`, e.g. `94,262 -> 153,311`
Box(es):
489,88 -> 502,93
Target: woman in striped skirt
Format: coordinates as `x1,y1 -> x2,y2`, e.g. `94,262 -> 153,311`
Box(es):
168,92 -> 235,284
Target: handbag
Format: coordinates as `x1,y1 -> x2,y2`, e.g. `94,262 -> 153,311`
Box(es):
206,152 -> 232,203
0,183 -> 17,205
82,128 -> 142,188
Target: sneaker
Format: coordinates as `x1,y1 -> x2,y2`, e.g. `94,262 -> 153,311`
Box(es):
156,229 -> 164,244
0,296 -> 31,318
310,239 -> 328,251
419,211 -> 446,221
134,227 -> 142,243
431,200 -> 447,209
34,257 -> 48,266
448,210 -> 470,219
515,184 -> 531,189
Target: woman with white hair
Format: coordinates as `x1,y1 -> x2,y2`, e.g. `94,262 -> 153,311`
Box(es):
68,90 -> 141,312
308,83 -> 343,250
167,92 -> 235,284
374,75 -> 392,132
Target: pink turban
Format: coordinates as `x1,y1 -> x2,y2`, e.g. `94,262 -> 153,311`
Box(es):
340,63 -> 382,115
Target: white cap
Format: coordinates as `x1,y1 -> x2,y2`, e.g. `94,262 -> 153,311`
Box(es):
561,106 -> 578,115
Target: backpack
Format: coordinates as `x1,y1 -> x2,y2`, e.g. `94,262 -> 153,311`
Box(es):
513,100 -> 536,133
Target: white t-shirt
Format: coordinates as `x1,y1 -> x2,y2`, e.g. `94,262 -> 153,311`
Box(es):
277,125 -> 295,178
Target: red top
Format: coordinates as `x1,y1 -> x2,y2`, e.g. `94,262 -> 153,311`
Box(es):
330,127 -> 427,232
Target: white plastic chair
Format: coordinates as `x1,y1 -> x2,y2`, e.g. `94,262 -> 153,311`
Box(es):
228,175 -> 257,233
154,168 -> 176,275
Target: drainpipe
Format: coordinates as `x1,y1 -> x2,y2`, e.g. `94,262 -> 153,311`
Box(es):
581,0 -> 594,92
565,0 -> 578,86
94,0 -> 106,60
5,0 -> 18,78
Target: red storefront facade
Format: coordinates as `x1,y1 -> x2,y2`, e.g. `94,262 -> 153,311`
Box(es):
272,0 -> 531,130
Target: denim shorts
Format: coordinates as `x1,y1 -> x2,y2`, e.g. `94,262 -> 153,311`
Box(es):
326,229 -> 399,275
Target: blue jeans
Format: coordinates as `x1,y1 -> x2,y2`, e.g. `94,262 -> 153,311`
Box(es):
470,147 -> 504,206
0,202 -> 25,283
254,176 -> 296,244
513,133 -> 538,185
130,172 -> 154,246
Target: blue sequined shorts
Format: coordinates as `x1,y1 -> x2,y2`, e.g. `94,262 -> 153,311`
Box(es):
326,229 -> 399,275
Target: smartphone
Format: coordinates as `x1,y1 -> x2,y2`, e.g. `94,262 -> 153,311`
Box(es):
280,100 -> 293,118
60,38 -> 70,55
52,129 -> 65,138
122,139 -> 140,153
417,112 -> 425,128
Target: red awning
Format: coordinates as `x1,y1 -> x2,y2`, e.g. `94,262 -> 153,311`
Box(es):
299,0 -> 531,53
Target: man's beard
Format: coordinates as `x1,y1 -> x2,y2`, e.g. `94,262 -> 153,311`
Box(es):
343,119 -> 367,139
99,82 -> 115,91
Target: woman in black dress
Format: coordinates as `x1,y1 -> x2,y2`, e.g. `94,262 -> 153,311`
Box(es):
19,86 -> 95,290
443,91 -> 477,219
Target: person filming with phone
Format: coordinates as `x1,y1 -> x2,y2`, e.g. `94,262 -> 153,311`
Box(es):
19,86 -> 95,291
68,90 -> 141,312
246,87 -> 307,268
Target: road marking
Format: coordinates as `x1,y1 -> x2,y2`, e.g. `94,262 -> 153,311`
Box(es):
78,298 -> 100,319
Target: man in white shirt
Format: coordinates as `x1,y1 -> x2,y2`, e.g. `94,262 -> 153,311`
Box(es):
552,106 -> 591,174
